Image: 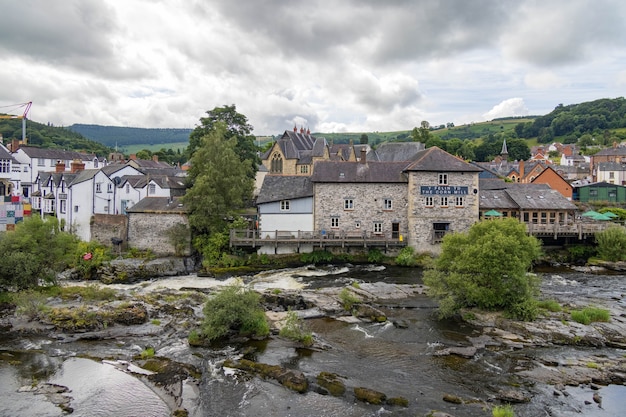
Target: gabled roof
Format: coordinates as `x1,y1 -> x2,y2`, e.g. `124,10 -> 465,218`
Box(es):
479,183 -> 576,211
126,196 -> 187,214
0,146 -> 18,163
593,146 -> 626,156
17,146 -> 96,161
367,142 -> 425,162
403,146 -> 482,172
68,169 -> 99,186
256,176 -> 313,204
311,161 -> 408,183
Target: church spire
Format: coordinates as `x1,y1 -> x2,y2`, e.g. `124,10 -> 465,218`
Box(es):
501,138 -> 508,158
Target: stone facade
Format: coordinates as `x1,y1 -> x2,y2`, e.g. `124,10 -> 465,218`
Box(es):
407,170 -> 479,253
90,214 -> 128,247
314,182 -> 408,238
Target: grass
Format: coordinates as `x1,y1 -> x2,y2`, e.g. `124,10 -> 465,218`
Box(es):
537,299 -> 562,312
570,306 -> 610,325
140,347 -> 155,359
492,404 -> 515,417
279,310 -> 314,346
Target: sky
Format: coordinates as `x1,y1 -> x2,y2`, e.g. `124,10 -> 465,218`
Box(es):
1,0 -> 625,137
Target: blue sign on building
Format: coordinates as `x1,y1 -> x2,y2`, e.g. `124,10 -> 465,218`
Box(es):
420,186 -> 468,195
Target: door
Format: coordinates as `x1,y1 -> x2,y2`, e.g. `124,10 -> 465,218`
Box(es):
392,222 -> 400,239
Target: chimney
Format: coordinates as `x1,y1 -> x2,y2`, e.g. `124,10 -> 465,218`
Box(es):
11,139 -> 20,152
130,154 -> 137,160
300,126 -> 304,134
519,160 -> 525,179
71,159 -> 85,173
152,154 -> 159,162
293,124 -> 297,132
55,160 -> 66,173
360,148 -> 367,164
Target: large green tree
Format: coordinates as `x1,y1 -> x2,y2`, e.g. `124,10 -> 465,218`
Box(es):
183,123 -> 254,236
187,105 -> 259,179
423,218 -> 542,320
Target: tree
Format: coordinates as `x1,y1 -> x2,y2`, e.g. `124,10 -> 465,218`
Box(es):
187,105 -> 259,179
423,218 -> 542,320
506,138 -> 531,161
0,216 -> 79,290
183,123 -> 254,236
411,121 -> 432,143
360,133 -> 369,144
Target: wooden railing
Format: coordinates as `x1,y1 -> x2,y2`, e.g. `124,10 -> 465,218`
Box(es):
525,221 -> 621,239
229,229 -> 408,249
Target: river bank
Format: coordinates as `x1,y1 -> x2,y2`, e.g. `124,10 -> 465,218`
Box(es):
1,263 -> 625,416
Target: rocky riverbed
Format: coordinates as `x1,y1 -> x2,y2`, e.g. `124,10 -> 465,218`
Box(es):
1,262 -> 626,416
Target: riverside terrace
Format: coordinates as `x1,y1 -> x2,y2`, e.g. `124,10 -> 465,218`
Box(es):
229,221 -> 620,252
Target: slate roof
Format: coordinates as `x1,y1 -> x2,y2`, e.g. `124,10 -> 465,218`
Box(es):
0,146 -> 18,163
403,147 -> 482,172
256,176 -> 313,204
68,169 -> 99,186
126,196 -> 187,214
311,161 -> 409,183
598,162 -> 626,171
479,182 -> 576,211
593,146 -> 626,156
367,142 -> 425,162
18,146 -> 96,161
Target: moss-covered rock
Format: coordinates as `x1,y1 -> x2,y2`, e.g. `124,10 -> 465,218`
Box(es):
316,372 -> 346,396
354,386 -> 386,404
223,358 -> 308,393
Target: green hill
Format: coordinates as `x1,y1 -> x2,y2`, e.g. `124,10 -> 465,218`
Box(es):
68,124 -> 192,148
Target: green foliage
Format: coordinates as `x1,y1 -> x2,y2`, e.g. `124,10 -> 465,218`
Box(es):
0,216 -> 80,290
492,404 -> 515,417
367,248 -> 384,263
72,241 -> 113,280
193,231 -> 230,268
12,290 -> 49,319
595,226 -> 626,262
140,347 -> 155,359
300,250 -> 334,264
537,299 -> 562,312
395,247 -> 417,266
570,307 -> 610,325
200,285 -> 269,342
166,223 -> 190,256
69,124 -> 191,149
184,123 -> 254,235
279,310 -> 314,346
599,207 -> 626,220
565,245 -> 597,263
423,218 -> 542,320
338,288 -> 360,312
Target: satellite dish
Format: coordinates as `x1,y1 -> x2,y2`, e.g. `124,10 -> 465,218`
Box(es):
113,176 -> 122,185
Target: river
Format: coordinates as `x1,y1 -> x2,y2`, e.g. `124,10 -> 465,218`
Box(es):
1,265 -> 625,417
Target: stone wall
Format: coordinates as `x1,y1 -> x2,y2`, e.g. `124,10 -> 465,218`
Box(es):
127,212 -> 190,256
90,214 -> 128,247
314,182 -> 408,237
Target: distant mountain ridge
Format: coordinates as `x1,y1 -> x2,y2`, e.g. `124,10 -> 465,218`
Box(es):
68,124 -> 192,148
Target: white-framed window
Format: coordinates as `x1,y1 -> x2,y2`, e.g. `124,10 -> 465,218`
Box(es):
37,158 -> 45,167
344,198 -> 354,210
59,199 -> 67,213
331,217 -> 339,228
425,196 -> 434,207
373,221 -> 383,234
280,200 -> 290,211
455,196 -> 465,207
148,184 -> 156,195
441,196 -> 448,207
0,160 -> 9,173
383,199 -> 392,210
125,184 -> 130,193
107,183 -> 113,193
49,159 -> 55,167
438,173 -> 448,185
95,183 -> 102,193
300,165 -> 308,174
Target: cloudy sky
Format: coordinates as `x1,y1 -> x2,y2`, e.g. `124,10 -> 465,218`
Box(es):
1,0 -> 625,136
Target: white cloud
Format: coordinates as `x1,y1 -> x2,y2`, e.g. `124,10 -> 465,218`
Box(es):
483,98 -> 529,121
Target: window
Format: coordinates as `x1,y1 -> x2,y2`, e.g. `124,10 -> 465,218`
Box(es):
270,153 -> 283,173
107,183 -> 113,193
383,199 -> 392,210
344,199 -> 354,210
610,172 -> 615,179
331,217 -> 339,228
125,184 -> 130,193
280,200 -> 290,211
438,173 -> 448,185
60,199 -> 66,214
425,196 -> 434,207
455,196 -> 465,207
373,221 -> 383,234
37,158 -> 45,166
440,196 -> 448,207
590,189 -> 598,197
95,183 -> 102,193
148,184 -> 156,195
0,160 -> 9,173
609,190 -> 617,198
50,159 -> 55,167
74,205 -> 79,213
300,165 -> 308,174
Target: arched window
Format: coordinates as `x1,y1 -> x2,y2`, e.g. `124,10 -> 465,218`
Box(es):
271,153 -> 283,173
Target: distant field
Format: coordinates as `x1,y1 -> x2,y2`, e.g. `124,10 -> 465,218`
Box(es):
120,142 -> 189,154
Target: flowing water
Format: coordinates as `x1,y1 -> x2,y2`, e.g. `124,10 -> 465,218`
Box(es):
1,265 -> 625,417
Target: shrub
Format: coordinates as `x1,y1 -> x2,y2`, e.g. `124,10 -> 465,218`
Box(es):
367,248 -> 384,263
300,250 -> 334,264
395,247 -> 416,266
537,299 -> 562,312
570,306 -> 610,325
492,404 -> 515,417
166,223 -> 190,256
12,290 -> 49,319
279,310 -> 314,346
338,288 -> 360,312
565,245 -> 597,263
595,226 -> 626,262
200,285 -> 269,342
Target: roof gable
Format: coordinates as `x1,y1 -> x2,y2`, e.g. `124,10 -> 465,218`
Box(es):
403,147 -> 482,172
